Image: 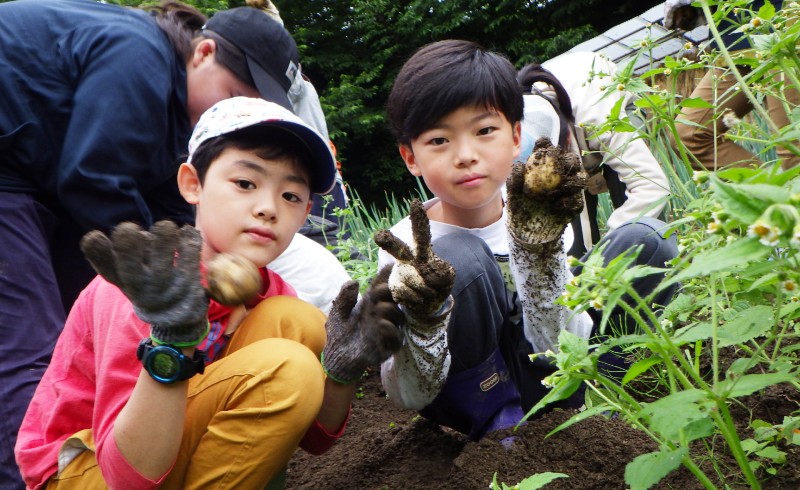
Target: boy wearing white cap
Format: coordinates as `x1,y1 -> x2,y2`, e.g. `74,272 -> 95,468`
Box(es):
15,98 -> 404,489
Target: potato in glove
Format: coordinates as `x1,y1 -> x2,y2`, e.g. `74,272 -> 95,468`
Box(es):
374,199 -> 455,320
507,137 -> 587,246
322,267 -> 405,384
80,221 -> 211,347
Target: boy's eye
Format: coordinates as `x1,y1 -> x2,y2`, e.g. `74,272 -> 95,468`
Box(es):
283,192 -> 303,203
235,179 -> 256,190
429,137 -> 448,146
478,126 -> 497,136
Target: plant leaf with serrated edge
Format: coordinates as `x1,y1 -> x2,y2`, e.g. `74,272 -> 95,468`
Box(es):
625,447 -> 688,490
710,177 -> 789,223
667,237 -> 771,285
673,305 -> 773,347
717,372 -> 795,398
640,389 -> 713,441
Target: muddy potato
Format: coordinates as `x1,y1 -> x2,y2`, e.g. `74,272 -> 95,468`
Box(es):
206,253 -> 262,306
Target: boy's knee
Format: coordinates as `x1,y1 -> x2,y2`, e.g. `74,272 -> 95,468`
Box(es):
251,338 -> 325,405
631,219 -> 677,267
247,296 -> 327,354
608,218 -> 678,268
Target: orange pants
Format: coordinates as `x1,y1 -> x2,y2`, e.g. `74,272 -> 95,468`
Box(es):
46,296 -> 327,490
676,58 -> 800,171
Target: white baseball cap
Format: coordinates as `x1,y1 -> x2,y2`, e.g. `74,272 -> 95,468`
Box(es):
188,97 -> 336,194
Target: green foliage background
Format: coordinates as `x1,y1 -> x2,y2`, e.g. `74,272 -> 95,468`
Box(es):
4,0 -> 662,207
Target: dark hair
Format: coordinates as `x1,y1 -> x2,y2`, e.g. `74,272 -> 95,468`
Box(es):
196,30 -> 253,86
517,63 -> 574,146
386,40 -> 523,146
144,1 -> 207,61
190,126 -> 312,191
144,2 -> 253,87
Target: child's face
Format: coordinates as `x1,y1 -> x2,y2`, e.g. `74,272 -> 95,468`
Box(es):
399,105 -> 521,222
179,147 -> 312,268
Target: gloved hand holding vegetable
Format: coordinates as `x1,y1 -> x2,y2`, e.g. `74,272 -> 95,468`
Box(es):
80,221 -> 261,347
507,137 -> 587,246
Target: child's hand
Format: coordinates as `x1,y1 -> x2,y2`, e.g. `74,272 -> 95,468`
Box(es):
374,199 -> 455,319
506,138 -> 587,245
80,221 -> 209,347
322,267 -> 405,384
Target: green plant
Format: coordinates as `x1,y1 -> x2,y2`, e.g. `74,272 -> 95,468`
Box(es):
328,180 -> 429,289
513,2 -> 800,489
741,415 -> 800,475
489,471 -> 568,490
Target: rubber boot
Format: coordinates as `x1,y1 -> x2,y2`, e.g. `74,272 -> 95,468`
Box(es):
420,347 -> 525,441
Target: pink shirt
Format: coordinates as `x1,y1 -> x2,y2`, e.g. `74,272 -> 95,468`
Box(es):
15,268 -> 311,489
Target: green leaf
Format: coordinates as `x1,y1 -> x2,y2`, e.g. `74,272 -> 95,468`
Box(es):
523,377 -> 583,423
640,390 -> 713,441
625,447 -> 688,490
547,404 -> 613,438
518,472 -> 569,490
668,237 -> 772,285
622,357 -> 662,386
674,306 -> 773,347
682,416 -> 716,442
710,177 -> 789,223
717,372 -> 795,398
679,97 -> 714,109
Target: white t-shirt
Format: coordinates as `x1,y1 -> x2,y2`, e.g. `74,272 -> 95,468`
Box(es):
269,233 -> 351,315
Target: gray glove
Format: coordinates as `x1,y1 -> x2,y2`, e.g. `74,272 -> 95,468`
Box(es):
321,267 -> 405,384
374,199 -> 455,321
664,0 -> 705,31
80,221 -> 209,347
507,138 -> 587,246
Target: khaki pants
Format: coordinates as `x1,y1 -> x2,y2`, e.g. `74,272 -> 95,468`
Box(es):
46,296 -> 327,489
675,58 -> 800,170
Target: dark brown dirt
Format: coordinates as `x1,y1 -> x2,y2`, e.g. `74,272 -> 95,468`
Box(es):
285,366 -> 799,489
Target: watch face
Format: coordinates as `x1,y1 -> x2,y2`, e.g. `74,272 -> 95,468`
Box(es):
149,349 -> 180,381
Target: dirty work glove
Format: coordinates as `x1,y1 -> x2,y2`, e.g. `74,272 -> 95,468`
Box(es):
322,267 -> 405,384
80,221 -> 209,347
374,199 -> 456,323
663,0 -> 705,31
507,137 -> 587,247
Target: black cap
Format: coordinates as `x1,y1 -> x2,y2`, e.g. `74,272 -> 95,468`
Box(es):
204,8 -> 299,111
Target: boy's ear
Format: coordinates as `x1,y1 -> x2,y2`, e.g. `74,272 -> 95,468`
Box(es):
511,121 -> 522,162
177,162 -> 202,204
190,38 -> 216,68
398,144 -> 422,177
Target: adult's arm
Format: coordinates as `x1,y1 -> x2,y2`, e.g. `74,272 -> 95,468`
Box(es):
543,52 -> 671,231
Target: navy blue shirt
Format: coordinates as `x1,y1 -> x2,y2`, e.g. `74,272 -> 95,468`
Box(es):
716,0 -> 782,50
0,0 -> 193,232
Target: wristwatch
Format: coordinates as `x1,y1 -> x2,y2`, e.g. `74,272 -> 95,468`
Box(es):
136,338 -> 206,384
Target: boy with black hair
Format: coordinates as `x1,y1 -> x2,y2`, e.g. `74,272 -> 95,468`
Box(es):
377,40 -> 678,441
15,97 -> 403,489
